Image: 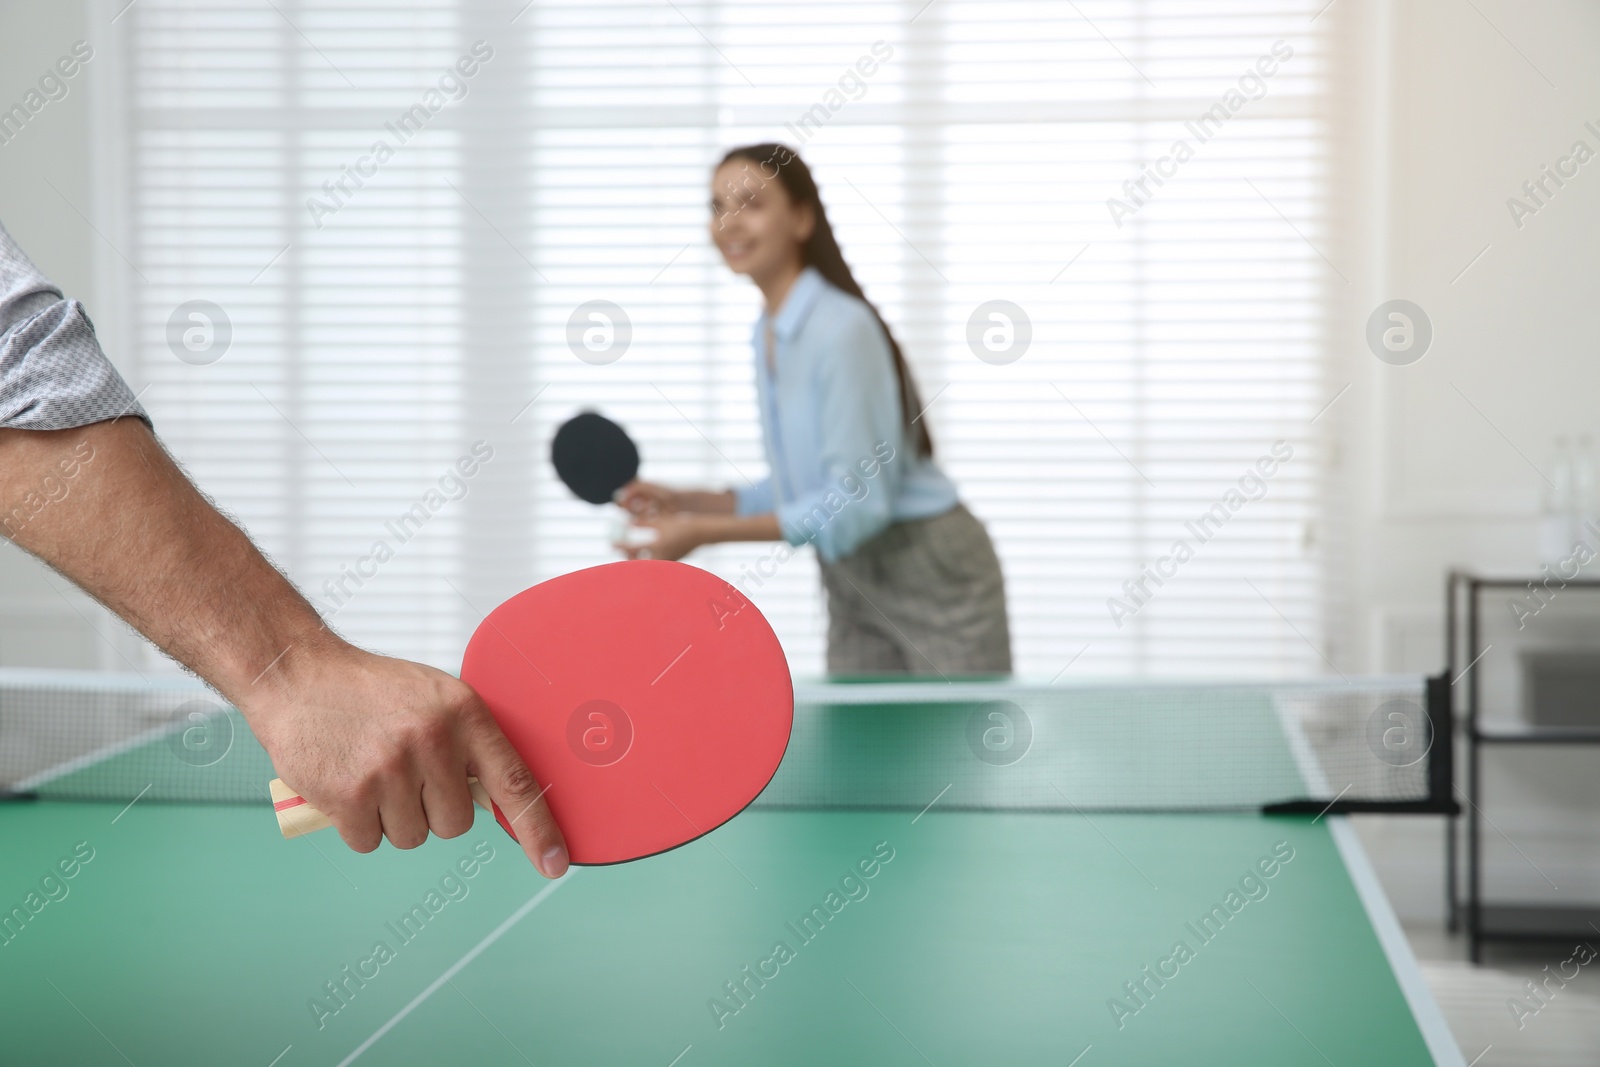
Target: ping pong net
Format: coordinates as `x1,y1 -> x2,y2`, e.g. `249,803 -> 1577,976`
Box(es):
0,669 -> 1455,816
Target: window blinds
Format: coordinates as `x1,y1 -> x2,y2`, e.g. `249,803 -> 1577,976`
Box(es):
112,0 -> 1331,678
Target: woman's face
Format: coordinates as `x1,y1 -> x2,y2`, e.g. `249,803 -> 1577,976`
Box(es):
708,159 -> 813,284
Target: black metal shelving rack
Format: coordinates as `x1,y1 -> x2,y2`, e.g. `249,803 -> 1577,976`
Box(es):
1445,569 -> 1600,961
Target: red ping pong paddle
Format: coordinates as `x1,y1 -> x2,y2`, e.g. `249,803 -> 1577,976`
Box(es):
270,560 -> 793,865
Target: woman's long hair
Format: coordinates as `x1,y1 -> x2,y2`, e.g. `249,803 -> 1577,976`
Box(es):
717,144 -> 932,458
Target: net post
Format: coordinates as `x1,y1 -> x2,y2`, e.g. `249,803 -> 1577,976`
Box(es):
1426,670 -> 1460,815
1263,674 -> 1461,816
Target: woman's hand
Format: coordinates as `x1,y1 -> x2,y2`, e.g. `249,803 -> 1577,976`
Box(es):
616,480 -> 680,518
616,510 -> 785,561
616,513 -> 706,562
617,482 -> 738,518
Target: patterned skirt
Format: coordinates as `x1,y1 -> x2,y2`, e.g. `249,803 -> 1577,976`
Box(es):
818,503 -> 1012,677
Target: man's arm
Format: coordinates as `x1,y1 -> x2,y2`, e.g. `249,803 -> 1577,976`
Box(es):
0,418 -> 569,877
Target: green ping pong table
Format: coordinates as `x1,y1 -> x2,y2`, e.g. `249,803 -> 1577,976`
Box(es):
0,671 -> 1464,1066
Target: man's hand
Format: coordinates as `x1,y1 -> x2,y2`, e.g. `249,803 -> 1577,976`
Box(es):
246,643 -> 568,877
0,418 -> 568,876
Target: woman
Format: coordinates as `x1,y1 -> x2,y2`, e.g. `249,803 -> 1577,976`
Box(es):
617,143 -> 1010,676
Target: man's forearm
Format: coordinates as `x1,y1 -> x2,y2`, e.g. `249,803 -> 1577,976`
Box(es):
0,417 -> 570,871
0,418 -> 341,702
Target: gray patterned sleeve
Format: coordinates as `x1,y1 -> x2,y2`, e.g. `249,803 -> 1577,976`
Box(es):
0,219 -> 149,430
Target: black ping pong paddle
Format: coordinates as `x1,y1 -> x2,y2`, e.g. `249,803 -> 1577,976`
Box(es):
552,411 -> 639,505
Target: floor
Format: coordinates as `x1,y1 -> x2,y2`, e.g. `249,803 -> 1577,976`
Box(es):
1406,925 -> 1600,1066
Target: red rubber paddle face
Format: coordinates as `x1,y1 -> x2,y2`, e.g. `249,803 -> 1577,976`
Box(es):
461,560 -> 793,865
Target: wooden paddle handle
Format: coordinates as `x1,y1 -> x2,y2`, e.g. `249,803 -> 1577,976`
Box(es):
269,777 -> 494,839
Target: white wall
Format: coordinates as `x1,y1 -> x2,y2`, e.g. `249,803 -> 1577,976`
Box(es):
1333,0 -> 1600,921
0,1 -> 132,670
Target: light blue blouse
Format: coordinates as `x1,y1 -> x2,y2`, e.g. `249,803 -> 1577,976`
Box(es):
734,266 -> 958,563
